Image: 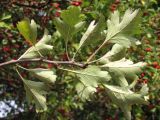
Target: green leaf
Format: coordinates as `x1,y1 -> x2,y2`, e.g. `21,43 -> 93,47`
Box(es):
54,18 -> 73,40
28,68 -> 57,84
78,15 -> 105,49
22,79 -> 48,112
101,58 -> 146,87
0,22 -> 11,29
54,6 -> 85,41
76,82 -> 96,100
75,66 -> 111,100
54,17 -> 85,41
104,84 -> 148,120
61,6 -> 81,26
100,43 -> 126,64
17,18 -> 37,45
105,9 -> 141,47
19,30 -> 53,59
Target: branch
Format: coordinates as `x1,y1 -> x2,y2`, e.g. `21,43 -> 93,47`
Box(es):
12,0 -> 52,9
0,58 -> 87,68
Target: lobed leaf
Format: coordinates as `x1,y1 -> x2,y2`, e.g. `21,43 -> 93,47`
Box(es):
19,30 -> 53,59
104,84 -> 149,120
17,18 -> 37,45
78,15 -> 105,50
101,58 -> 146,87
54,6 -> 85,41
22,79 -> 48,112
105,9 -> 141,47
28,68 -> 57,84
61,6 -> 81,26
99,43 -> 126,64
75,66 -> 111,100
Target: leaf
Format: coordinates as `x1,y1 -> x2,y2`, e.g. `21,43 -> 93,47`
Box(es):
19,30 -> 53,59
17,18 -> 37,45
54,18 -> 73,40
105,9 -> 141,47
54,6 -> 85,41
75,66 -> 111,100
101,58 -> 146,87
1,13 -> 11,20
76,82 -> 96,100
78,15 -> 105,49
99,43 -> 126,64
104,84 -> 148,120
28,68 -> 57,84
0,22 -> 11,29
22,79 -> 48,112
61,6 -> 81,26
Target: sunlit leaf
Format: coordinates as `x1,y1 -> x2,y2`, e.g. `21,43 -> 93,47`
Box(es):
19,30 -> 53,59
17,18 -> 37,45
104,84 -> 148,120
29,68 -> 57,84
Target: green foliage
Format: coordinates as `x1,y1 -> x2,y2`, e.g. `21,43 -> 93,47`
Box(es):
28,68 -> 57,84
23,79 -> 48,112
78,15 -> 105,49
105,9 -> 141,47
19,30 -> 53,59
54,6 -> 85,42
17,18 -> 37,45
2,2 -> 158,119
75,66 -> 111,100
15,7 -> 148,120
104,84 -> 148,120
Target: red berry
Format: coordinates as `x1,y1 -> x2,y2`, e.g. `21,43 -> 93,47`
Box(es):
51,3 -> 60,8
55,11 -> 60,17
71,1 -> 82,6
141,73 -> 145,78
3,46 -> 10,52
152,61 -> 158,68
143,79 -> 148,84
155,65 -> 160,69
48,63 -> 53,68
145,47 -> 152,52
115,0 -> 120,4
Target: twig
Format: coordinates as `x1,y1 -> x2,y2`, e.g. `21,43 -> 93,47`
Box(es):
87,41 -> 107,63
12,0 -> 52,9
0,58 -> 87,68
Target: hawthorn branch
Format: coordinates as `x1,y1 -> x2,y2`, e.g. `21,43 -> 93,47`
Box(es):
12,0 -> 52,9
0,58 -> 87,68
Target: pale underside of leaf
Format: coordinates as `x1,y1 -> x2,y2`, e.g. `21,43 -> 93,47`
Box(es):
19,30 -> 53,59
29,68 -> 57,84
105,9 -> 140,47
23,79 -> 47,112
104,84 -> 148,120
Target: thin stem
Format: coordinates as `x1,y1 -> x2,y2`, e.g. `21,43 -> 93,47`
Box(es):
34,46 -> 44,58
0,58 -> 86,68
15,68 -> 24,81
87,41 -> 107,63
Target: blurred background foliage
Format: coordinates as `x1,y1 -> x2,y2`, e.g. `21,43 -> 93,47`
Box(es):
0,0 -> 160,120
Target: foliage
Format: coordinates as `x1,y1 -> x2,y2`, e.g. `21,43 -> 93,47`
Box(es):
0,0 -> 160,120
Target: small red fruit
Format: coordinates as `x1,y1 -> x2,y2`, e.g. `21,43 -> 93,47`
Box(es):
51,3 -> 60,8
152,61 -> 159,68
115,0 -> 120,4
141,73 -> 145,78
145,47 -> 152,52
71,1 -> 82,6
143,79 -> 148,84
3,46 -> 10,52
